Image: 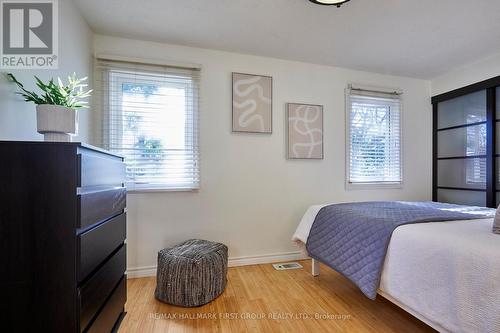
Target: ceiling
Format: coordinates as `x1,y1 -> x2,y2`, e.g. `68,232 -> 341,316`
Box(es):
74,0 -> 500,79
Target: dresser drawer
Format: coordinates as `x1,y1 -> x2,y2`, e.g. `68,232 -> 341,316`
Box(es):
78,150 -> 126,188
86,277 -> 126,333
79,245 -> 126,332
78,187 -> 126,229
78,213 -> 126,282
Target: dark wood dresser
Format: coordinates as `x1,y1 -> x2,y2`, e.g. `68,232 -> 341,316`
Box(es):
0,141 -> 127,333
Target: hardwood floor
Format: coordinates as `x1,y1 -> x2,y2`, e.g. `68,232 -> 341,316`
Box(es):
119,260 -> 435,333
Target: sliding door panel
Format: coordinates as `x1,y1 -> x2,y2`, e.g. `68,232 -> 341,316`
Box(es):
437,158 -> 486,189
496,87 -> 500,206
437,189 -> 486,207
496,122 -> 500,154
437,124 -> 486,158
437,90 -> 486,129
434,89 -> 488,206
497,157 -> 500,189
496,87 -> 500,120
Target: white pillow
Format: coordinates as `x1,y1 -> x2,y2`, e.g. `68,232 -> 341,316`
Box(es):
494,205 -> 500,234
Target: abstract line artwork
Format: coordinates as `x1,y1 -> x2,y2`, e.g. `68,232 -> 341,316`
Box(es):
232,72 -> 272,133
287,103 -> 323,159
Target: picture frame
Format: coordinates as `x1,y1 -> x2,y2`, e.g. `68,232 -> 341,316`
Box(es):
287,103 -> 324,159
232,72 -> 273,133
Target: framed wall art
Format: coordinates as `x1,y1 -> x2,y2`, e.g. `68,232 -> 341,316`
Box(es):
232,72 -> 272,133
287,103 -> 323,159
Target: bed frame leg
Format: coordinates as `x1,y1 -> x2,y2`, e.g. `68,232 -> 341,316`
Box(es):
312,258 -> 319,277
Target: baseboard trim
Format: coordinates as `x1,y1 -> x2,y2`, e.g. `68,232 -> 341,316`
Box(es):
227,251 -> 308,268
126,251 -> 308,279
127,265 -> 157,279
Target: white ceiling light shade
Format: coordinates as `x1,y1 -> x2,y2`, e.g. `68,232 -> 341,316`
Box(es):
309,0 -> 350,7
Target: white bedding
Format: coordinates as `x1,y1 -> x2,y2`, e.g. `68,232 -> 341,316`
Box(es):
293,207 -> 500,333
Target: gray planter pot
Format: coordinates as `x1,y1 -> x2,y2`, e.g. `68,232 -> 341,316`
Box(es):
36,105 -> 78,142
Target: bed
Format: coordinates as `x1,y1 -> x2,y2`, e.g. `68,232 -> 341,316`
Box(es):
292,201 -> 500,333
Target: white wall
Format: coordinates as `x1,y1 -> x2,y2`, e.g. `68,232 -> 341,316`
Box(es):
0,0 -> 93,142
432,52 -> 500,95
94,35 -> 432,273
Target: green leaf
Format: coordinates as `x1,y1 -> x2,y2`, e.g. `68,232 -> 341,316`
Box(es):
7,73 -> 92,108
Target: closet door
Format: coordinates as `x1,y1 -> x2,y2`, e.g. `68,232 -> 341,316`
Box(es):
435,90 -> 487,206
496,87 -> 500,206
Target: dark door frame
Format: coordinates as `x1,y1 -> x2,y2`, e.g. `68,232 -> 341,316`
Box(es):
432,76 -> 499,208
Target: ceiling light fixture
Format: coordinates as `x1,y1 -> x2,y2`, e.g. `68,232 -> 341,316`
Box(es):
309,0 -> 350,7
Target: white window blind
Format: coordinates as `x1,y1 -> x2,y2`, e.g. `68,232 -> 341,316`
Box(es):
465,119 -> 486,185
94,58 -> 200,191
347,87 -> 402,186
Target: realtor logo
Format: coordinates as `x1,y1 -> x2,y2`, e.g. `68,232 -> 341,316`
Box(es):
1,0 -> 58,68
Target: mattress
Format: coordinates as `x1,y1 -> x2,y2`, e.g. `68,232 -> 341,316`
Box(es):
293,206 -> 500,333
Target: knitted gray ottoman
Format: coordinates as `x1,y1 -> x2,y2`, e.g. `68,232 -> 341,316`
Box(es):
155,239 -> 228,307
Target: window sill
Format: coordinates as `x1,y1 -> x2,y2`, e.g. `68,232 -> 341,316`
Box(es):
345,182 -> 403,190
126,187 -> 199,193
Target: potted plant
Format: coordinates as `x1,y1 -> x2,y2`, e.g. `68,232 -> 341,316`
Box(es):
8,73 -> 92,142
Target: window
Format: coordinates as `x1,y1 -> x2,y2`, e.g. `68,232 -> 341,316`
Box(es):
465,116 -> 486,185
95,58 -> 200,191
346,86 -> 402,187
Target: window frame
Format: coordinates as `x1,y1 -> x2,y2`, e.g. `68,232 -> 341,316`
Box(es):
102,65 -> 199,192
345,86 -> 404,190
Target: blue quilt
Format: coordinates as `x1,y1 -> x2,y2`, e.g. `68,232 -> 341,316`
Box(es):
306,201 -> 492,299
